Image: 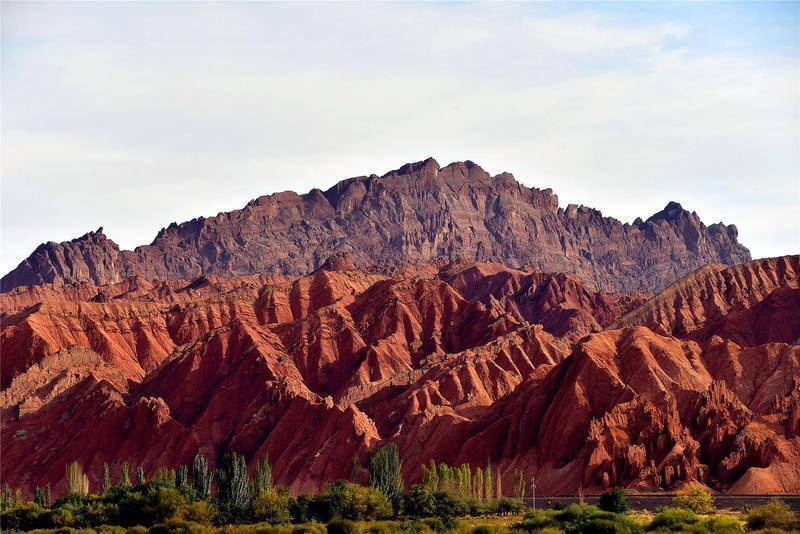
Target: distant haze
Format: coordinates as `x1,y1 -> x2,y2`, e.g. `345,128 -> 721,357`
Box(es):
2,2 -> 798,276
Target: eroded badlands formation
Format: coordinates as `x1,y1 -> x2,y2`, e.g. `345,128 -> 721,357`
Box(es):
2,253 -> 799,497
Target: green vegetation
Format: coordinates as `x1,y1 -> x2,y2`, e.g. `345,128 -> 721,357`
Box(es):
369,444 -> 405,508
599,488 -> 629,514
744,500 -> 798,531
193,453 -> 212,498
2,453 -> 799,533
672,485 -> 714,515
647,507 -> 701,531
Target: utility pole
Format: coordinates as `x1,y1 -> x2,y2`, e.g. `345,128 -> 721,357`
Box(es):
530,476 -> 537,510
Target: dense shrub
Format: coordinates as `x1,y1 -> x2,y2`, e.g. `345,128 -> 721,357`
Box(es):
327,518 -> 359,534
403,486 -> 436,518
421,517 -> 446,532
223,524 -> 326,534
431,491 -> 469,519
489,498 -> 524,516
178,500 -> 216,524
363,521 -> 393,534
142,486 -> 187,524
252,490 -> 292,525
312,481 -> 392,522
599,488 -> 629,514
290,524 -> 327,534
515,509 -> 555,531
583,517 -> 633,534
672,485 -> 714,515
52,494 -> 119,528
647,507 -> 701,531
289,494 -> 313,523
702,514 -> 744,533
0,502 -> 53,531
149,518 -> 214,534
745,499 -> 798,531
553,503 -> 606,532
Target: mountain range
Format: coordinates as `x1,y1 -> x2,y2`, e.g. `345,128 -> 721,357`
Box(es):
2,160 -> 797,498
1,159 -> 749,294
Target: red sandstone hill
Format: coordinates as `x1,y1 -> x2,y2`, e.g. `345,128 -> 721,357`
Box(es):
1,159 -> 749,294
1,255 -> 798,497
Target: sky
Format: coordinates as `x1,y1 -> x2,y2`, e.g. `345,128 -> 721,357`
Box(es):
2,1 -> 799,276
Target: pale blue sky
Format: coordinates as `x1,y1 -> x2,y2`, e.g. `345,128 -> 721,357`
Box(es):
2,1 -> 798,275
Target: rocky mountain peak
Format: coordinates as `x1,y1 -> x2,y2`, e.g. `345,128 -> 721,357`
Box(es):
1,159 -> 751,293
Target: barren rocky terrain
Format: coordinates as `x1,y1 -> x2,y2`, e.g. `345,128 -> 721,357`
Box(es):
1,159 -> 750,294
2,252 -> 798,497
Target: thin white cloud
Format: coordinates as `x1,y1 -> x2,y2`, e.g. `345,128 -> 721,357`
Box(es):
2,2 -> 798,275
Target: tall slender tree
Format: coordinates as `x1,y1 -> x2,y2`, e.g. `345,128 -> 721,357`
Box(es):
66,461 -> 89,495
121,461 -> 131,487
421,460 -> 439,492
514,470 -> 525,499
102,463 -> 111,492
253,455 -> 273,497
474,468 -> 484,501
368,443 -> 404,506
192,453 -> 212,497
437,462 -> 451,493
34,485 -> 51,508
216,452 -> 250,513
351,453 -> 361,484
176,465 -> 188,488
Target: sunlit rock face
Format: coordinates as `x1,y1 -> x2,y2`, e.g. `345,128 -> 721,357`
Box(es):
2,255 -> 798,497
2,159 -> 749,294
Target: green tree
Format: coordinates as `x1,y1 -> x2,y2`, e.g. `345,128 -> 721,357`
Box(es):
33,484 -> 51,508
421,460 -> 439,492
474,468 -> 483,501
252,488 -> 291,524
514,470 -> 525,499
102,463 -> 111,492
135,466 -> 147,486
216,451 -> 251,519
1,485 -> 15,510
155,467 -> 176,486
176,465 -> 188,488
254,455 -> 273,498
457,464 -> 472,498
368,443 -> 404,506
192,453 -> 212,497
402,485 -> 436,517
673,484 -> 714,514
121,461 -> 131,487
314,481 -> 391,521
142,486 -> 186,524
437,462 -> 452,493
599,487 -> 629,513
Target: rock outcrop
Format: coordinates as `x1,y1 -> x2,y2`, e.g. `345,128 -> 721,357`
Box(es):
2,257 -> 798,497
1,159 -> 750,294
